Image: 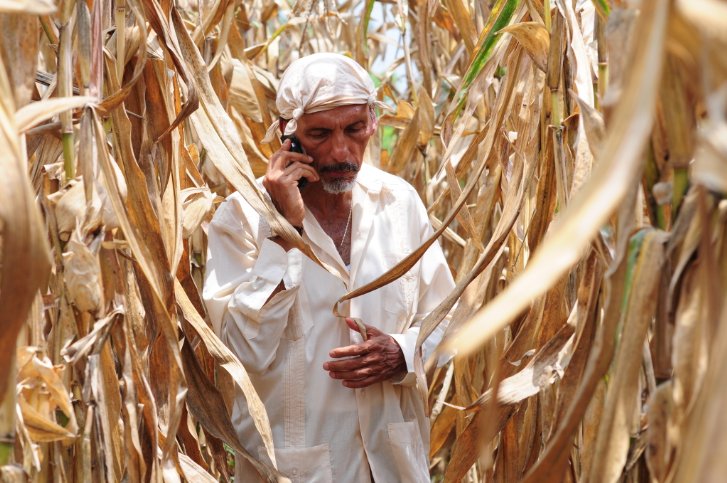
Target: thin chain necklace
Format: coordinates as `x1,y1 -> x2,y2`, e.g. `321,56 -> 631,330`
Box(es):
339,205 -> 352,251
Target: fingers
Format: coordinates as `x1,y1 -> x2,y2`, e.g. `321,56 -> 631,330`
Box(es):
324,351 -> 383,372
325,321 -> 406,389
262,140 -> 317,228
328,341 -> 371,359
325,355 -> 389,388
269,140 -> 313,172
282,164 -> 319,185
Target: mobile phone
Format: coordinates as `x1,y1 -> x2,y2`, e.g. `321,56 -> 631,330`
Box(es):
281,134 -> 308,189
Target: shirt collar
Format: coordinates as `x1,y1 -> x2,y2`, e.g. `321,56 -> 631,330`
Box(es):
355,163 -> 382,195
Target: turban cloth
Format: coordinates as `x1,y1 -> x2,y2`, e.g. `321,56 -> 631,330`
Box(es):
262,53 -> 389,143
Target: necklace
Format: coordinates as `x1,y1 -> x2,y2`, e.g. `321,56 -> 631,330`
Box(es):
339,206 -> 352,251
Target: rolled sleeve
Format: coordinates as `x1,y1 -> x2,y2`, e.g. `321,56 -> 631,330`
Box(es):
390,328 -> 419,387
228,240 -> 305,341
204,194 -> 305,373
283,248 -> 304,289
232,238 -> 289,318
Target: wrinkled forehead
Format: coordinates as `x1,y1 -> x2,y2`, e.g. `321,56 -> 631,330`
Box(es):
297,104 -> 373,129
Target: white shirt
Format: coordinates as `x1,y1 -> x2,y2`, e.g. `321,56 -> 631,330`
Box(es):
203,164 -> 455,482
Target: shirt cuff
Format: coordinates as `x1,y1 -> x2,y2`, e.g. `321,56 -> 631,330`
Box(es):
390,330 -> 418,387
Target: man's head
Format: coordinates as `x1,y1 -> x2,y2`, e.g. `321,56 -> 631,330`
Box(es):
290,104 -> 376,193
264,53 -> 386,193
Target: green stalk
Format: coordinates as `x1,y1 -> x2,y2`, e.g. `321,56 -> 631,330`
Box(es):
0,356 -> 16,466
550,91 -> 562,127
360,0 -> 375,57
672,166 -> 689,216
591,0 -> 611,20
59,18 -> 76,180
452,0 -> 521,116
62,132 -> 75,180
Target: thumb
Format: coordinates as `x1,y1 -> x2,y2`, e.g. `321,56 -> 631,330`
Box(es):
345,318 -> 378,340
344,317 -> 358,331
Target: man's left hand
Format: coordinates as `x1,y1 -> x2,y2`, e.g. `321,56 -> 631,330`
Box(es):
323,318 -> 406,388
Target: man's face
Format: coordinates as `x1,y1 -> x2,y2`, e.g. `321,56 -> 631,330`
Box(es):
295,104 -> 376,194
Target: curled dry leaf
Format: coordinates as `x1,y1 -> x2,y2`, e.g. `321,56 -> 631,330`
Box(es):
62,306 -> 125,364
48,179 -> 85,239
692,109 -> 727,195
16,347 -> 78,443
15,96 -> 96,133
181,187 -> 220,239
228,59 -> 264,124
499,21 -> 550,72
62,229 -> 103,314
48,160 -> 127,239
645,382 -> 675,483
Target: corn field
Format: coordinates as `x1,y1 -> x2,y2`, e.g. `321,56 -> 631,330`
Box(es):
1,0 -> 726,480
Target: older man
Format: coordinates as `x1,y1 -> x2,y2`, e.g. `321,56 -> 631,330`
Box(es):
203,53 -> 454,482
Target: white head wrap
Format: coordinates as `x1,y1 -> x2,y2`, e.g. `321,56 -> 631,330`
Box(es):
262,53 -> 389,143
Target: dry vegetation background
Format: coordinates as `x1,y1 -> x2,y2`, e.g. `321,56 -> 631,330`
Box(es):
1,0 -> 727,481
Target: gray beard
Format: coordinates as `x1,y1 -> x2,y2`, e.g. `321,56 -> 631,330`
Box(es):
322,177 -> 356,194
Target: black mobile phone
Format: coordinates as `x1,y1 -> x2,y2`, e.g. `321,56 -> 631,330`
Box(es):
281,134 -> 308,189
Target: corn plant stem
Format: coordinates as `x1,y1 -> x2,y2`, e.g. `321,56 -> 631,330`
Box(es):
644,143 -> 668,229
550,90 -> 562,127
598,63 -> 608,104
672,167 -> 689,216
594,12 -> 604,108
62,132 -> 75,180
116,0 -> 127,83
544,0 -> 551,32
0,356 -> 16,466
39,15 -> 59,45
359,0 -> 375,58
59,19 -> 76,180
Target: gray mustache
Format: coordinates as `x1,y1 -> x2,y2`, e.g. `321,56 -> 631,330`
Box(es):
318,162 -> 359,174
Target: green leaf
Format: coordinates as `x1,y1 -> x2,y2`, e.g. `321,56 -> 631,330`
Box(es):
453,0 -> 521,115
592,0 -> 611,19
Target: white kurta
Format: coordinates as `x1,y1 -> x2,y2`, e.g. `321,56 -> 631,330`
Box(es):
203,164 -> 455,482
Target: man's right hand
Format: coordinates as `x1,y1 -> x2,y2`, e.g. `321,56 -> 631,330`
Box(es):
262,139 -> 319,227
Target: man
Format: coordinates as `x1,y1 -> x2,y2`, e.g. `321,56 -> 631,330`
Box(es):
203,53 -> 455,482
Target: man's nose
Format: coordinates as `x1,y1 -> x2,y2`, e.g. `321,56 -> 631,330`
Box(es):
329,130 -> 350,161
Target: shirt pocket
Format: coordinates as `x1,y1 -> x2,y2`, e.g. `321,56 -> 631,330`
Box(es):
258,443 -> 334,483
386,421 -> 430,483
